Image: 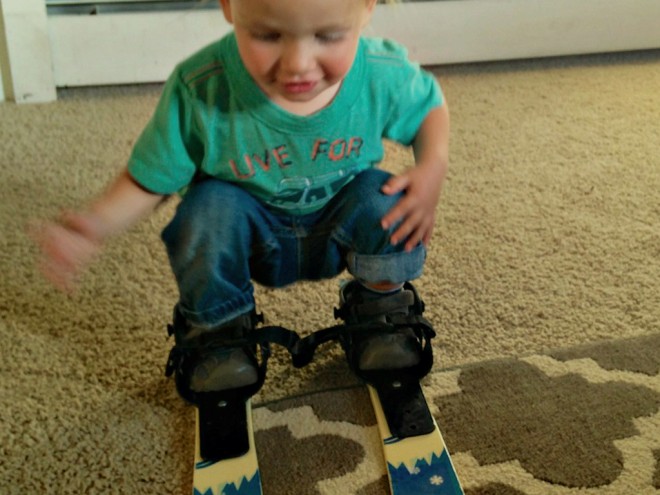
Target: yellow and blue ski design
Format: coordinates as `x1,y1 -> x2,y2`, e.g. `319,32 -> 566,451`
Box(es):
368,386 -> 464,494
192,400 -> 263,495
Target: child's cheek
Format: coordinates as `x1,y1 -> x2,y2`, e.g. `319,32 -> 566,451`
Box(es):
324,51 -> 356,81
239,42 -> 276,78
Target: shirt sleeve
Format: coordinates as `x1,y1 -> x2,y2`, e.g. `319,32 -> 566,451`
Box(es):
382,60 -> 444,147
127,69 -> 200,195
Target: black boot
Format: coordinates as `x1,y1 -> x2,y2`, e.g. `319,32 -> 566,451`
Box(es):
165,307 -> 264,405
335,280 -> 432,372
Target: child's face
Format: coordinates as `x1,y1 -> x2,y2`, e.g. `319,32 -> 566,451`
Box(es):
220,0 -> 376,113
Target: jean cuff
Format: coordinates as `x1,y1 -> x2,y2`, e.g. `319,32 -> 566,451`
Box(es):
346,244 -> 426,284
176,295 -> 256,328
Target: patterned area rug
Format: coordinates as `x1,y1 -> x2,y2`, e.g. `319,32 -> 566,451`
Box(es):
2,325 -> 658,494
251,333 -> 660,494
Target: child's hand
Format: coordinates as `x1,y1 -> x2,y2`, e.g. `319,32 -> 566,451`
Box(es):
30,169 -> 164,292
31,211 -> 105,293
380,162 -> 446,252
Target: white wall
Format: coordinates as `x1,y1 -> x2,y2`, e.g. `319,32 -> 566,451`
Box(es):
0,4 -> 8,102
2,0 -> 660,103
0,0 -> 56,103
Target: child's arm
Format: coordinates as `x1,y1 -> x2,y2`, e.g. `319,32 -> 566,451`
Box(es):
380,103 -> 450,251
34,168 -> 165,292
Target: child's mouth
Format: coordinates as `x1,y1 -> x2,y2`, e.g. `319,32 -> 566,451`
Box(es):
282,81 -> 317,94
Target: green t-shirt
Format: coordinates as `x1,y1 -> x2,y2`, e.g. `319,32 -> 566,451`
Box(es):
128,33 -> 444,215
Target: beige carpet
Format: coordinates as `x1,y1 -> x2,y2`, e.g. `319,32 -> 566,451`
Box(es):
1,49 -> 659,494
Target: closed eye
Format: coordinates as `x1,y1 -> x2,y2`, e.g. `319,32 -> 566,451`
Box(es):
251,31 -> 281,42
316,31 -> 346,43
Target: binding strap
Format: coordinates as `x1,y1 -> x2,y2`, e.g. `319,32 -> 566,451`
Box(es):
292,314 -> 436,440
293,317 -> 435,377
165,324 -> 300,405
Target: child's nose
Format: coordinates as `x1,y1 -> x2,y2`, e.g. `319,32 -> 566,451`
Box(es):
281,41 -> 314,76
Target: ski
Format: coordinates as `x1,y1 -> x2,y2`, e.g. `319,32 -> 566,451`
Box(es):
165,323 -> 299,495
290,311 -> 463,495
367,382 -> 464,494
192,399 -> 262,495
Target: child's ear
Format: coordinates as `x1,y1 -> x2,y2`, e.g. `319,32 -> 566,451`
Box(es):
219,0 -> 233,23
362,0 -> 378,26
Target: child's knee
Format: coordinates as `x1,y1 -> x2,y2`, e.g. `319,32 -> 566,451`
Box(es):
349,169 -> 402,222
162,180 -> 255,251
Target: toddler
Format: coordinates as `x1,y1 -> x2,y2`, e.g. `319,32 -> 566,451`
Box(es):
36,0 -> 449,404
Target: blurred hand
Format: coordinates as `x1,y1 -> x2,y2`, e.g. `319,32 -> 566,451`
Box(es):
31,211 -> 104,292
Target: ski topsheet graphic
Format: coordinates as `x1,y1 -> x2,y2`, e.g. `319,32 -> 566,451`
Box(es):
192,400 -> 262,495
368,385 -> 464,494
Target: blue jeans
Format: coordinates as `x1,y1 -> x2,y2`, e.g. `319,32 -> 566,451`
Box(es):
161,169 -> 426,327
